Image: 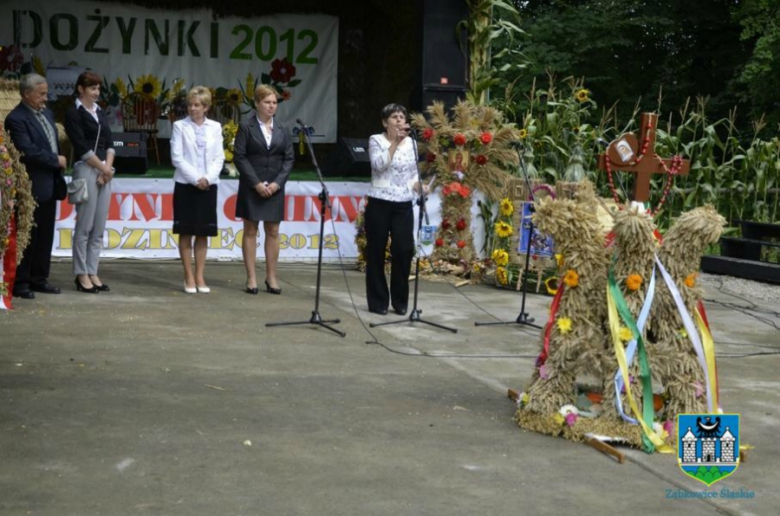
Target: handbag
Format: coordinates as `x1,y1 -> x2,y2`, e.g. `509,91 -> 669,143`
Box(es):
68,115 -> 102,205
67,178 -> 88,205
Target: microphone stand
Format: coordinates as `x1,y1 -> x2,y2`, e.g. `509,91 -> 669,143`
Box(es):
265,122 -> 345,337
370,130 -> 457,334
475,142 -> 542,329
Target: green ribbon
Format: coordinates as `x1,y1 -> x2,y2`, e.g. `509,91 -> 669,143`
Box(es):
608,267 -> 656,453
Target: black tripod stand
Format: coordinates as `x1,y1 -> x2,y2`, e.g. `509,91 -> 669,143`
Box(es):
370,134 -> 457,334
265,121 -> 345,337
475,143 -> 543,330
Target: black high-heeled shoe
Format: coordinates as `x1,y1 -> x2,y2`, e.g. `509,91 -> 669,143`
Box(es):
93,283 -> 110,292
264,280 -> 282,295
245,284 -> 259,295
74,277 -> 99,293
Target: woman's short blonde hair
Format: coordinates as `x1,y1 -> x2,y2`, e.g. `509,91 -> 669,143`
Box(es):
254,84 -> 277,102
186,86 -> 212,108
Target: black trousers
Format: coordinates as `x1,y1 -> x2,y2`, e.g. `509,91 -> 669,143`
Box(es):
15,198 -> 57,291
364,197 -> 415,312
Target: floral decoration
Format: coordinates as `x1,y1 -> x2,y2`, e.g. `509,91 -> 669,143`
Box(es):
496,266 -> 508,285
499,198 -> 514,217
240,58 -> 302,113
619,326 -> 633,342
556,317 -> 573,333
563,269 -> 579,288
475,154 -> 488,165
495,221 -> 513,238
222,120 -> 238,163
684,272 -> 698,288
479,132 -> 493,145
453,133 -> 467,146
492,249 -> 509,267
575,88 -> 590,103
625,273 -> 643,291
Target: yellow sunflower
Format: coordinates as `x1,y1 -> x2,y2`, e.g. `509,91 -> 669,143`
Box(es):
499,198 -> 514,217
496,266 -> 509,285
519,128 -> 528,139
134,74 -> 162,99
226,88 -> 242,106
557,317 -> 573,333
575,88 -> 590,103
492,249 -> 509,267
495,221 -> 513,238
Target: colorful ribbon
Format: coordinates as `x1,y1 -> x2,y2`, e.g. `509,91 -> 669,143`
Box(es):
654,256 -> 719,412
613,267 -> 656,424
607,267 -> 672,453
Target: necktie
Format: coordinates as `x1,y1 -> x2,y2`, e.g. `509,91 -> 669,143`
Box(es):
35,110 -> 58,154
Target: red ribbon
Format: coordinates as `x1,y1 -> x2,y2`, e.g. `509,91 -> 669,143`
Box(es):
537,283 -> 565,366
2,215 -> 18,310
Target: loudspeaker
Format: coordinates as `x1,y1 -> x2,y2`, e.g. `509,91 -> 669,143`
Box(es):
113,132 -> 149,175
413,0 -> 469,112
322,137 -> 371,177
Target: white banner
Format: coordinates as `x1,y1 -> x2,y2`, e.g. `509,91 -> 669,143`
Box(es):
51,179 -> 488,261
2,0 -> 339,142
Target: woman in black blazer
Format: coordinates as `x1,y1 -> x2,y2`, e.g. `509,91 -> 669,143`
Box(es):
63,71 -> 115,293
233,84 -> 294,294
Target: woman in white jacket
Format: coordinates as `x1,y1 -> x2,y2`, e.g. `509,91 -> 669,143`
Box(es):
170,86 -> 225,293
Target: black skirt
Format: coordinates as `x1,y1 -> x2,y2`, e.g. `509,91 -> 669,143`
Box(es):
173,182 -> 218,237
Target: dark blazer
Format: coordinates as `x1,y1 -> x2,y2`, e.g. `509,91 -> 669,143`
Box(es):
64,103 -> 114,162
4,103 -> 62,203
233,116 -> 294,191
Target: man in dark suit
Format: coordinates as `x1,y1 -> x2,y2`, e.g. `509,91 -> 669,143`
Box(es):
4,73 -> 67,299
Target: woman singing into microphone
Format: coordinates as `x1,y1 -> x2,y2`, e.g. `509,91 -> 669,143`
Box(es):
363,103 -> 421,316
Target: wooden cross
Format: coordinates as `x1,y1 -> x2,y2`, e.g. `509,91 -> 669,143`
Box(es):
597,113 -> 690,202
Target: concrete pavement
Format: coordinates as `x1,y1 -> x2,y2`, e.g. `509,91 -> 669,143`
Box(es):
1,260 -> 778,515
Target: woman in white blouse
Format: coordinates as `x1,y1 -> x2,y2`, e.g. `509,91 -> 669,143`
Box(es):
170,86 -> 225,293
364,103 -> 420,315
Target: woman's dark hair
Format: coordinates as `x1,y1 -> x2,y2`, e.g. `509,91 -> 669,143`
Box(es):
75,71 -> 102,96
381,103 -> 407,121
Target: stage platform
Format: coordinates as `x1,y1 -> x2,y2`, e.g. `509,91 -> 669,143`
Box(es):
1,262 -> 778,514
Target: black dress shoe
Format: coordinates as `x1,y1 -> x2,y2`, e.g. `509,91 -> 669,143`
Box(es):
369,308 -> 388,315
264,280 -> 282,295
30,282 -> 61,294
394,307 -> 407,316
13,289 -> 35,299
245,285 -> 259,295
74,277 -> 99,293
93,283 -> 110,292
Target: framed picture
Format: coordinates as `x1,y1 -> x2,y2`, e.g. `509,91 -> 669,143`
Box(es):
448,150 -> 469,172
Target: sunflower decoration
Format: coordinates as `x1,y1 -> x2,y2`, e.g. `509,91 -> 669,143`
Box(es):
134,74 -> 162,100
222,120 -> 238,163
575,88 -> 590,103
495,221 -> 513,238
225,88 -> 242,107
492,249 -> 509,267
496,266 -> 509,286
499,197 -> 514,217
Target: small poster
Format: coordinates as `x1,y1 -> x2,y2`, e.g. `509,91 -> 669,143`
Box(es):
420,225 -> 437,246
518,202 -> 554,257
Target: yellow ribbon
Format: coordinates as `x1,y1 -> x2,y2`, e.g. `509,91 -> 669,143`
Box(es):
607,287 -> 673,453
694,309 -> 719,410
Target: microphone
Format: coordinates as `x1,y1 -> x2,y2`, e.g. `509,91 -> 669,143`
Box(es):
596,137 -> 610,148
296,118 -> 306,128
